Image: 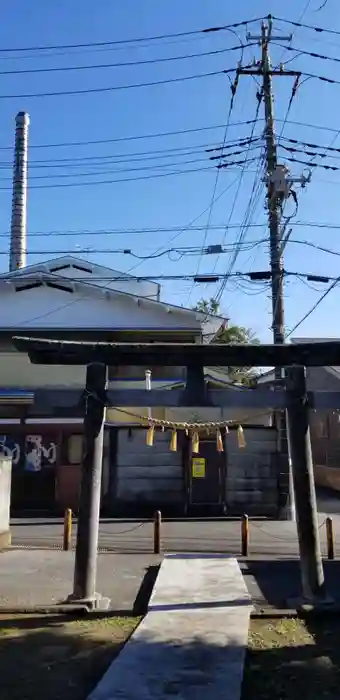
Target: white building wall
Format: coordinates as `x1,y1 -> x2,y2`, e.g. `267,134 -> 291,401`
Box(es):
0,352 -> 86,388
0,284 -> 201,331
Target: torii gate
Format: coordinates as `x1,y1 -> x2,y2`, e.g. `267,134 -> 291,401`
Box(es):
13,336 -> 340,609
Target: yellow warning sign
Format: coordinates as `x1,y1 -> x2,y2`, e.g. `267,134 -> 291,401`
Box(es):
192,457 -> 206,478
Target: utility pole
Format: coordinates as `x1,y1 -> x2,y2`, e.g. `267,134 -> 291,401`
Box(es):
238,17 -> 325,601
261,21 -> 285,353
240,16 -> 300,520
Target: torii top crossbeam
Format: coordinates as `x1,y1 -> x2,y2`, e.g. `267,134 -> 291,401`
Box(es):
12,336 -> 340,367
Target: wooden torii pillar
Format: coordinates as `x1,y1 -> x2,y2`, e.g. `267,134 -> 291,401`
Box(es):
286,366 -> 325,601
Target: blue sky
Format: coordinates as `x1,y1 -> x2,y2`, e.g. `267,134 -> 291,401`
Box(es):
0,0 -> 339,340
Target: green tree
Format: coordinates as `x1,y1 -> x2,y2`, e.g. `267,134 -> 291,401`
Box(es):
195,297 -> 220,316
194,298 -> 259,384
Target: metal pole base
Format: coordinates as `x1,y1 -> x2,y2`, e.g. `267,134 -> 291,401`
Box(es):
65,591 -> 111,611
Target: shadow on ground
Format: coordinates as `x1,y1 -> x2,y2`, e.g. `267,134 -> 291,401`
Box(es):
242,616 -> 340,700
0,616 -> 247,700
132,564 -> 159,614
241,559 -> 340,608
0,612 -> 340,700
0,615 -> 137,700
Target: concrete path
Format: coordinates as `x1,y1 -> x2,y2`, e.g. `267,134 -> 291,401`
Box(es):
0,550 -> 160,610
88,555 -> 253,700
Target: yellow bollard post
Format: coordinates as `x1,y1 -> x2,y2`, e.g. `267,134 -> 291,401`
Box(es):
241,514 -> 249,557
154,510 -> 161,554
63,508 -> 72,551
326,516 -> 334,560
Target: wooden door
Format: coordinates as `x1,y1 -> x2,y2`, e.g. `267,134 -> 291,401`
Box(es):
188,439 -> 226,506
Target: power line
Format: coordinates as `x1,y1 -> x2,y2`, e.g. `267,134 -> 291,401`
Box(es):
20,117 -> 340,151
282,154 -> 340,171
12,146 -> 216,170
286,278 -> 340,338
295,221 -> 340,229
290,29 -> 340,51
274,41 -> 340,65
283,119 -> 340,133
0,68 -> 236,101
0,35 -> 222,61
0,136 -> 260,168
0,240 -> 267,258
0,237 -> 338,259
189,68 -> 241,293
0,116 -> 336,153
0,271 -> 259,282
275,66 -> 301,145
0,223 -> 272,239
275,0 -> 313,67
237,67 -> 340,91
212,98 -> 264,296
279,238 -> 340,257
279,143 -> 340,160
0,157 -> 261,190
0,119 -> 262,151
0,147 -> 261,182
126,175 -> 244,275
281,136 -> 340,154
286,115 -> 340,172
0,17 -> 264,53
218,144 -> 266,290
0,42 -> 256,76
0,269 -> 334,283
29,144 -> 261,170
0,219 -> 337,239
274,14 -> 340,39
5,156 -> 216,181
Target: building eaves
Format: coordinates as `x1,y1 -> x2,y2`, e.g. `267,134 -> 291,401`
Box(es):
0,259 -> 225,332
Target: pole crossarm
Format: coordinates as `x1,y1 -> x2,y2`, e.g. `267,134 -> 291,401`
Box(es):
12,336 -> 340,368
238,69 -> 301,77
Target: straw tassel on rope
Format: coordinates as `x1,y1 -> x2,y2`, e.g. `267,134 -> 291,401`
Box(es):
237,425 -> 246,449
170,429 -> 177,452
192,431 -> 199,454
145,418 -> 246,451
216,428 -> 224,453
146,424 -> 154,447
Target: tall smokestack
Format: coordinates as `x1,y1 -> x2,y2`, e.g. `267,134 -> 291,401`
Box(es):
9,111 -> 29,271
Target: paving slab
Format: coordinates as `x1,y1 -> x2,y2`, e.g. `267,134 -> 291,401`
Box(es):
89,555 -> 253,700
148,553 -> 252,611
0,550 -> 160,610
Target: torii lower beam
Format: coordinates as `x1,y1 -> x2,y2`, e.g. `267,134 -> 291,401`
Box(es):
37,388 -> 340,410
